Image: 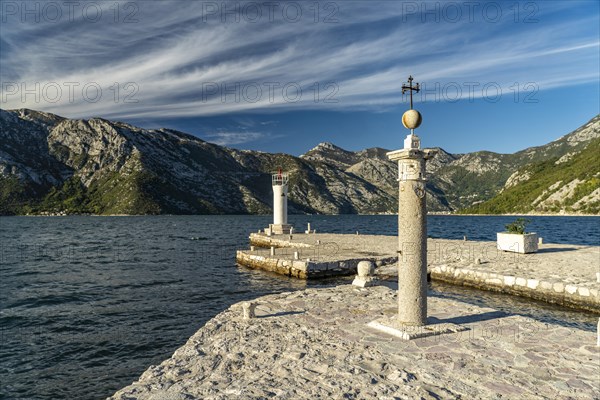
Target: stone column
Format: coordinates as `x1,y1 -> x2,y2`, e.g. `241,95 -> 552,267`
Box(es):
388,148 -> 431,325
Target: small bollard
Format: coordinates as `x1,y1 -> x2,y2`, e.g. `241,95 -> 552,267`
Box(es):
316,240 -> 321,245
463,235 -> 467,241
356,231 -> 359,235
250,246 -> 255,252
306,223 -> 311,234
243,302 -> 257,319
294,251 -> 299,260
538,237 -> 543,245
270,246 -> 275,256
353,260 -> 376,288
474,258 -> 481,265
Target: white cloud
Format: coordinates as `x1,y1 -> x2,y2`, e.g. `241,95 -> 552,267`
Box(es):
1,1 -> 598,119
204,131 -> 266,146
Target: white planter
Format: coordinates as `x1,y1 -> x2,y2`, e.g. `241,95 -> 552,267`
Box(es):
497,232 -> 539,254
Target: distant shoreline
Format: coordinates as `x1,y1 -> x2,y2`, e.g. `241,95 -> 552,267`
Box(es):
428,212 -> 600,217
4,212 -> 599,217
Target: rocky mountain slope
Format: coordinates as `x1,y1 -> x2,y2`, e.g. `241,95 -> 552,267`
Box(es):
1,109 -> 402,215
431,116 -> 600,210
462,137 -> 600,214
1,109 -> 598,215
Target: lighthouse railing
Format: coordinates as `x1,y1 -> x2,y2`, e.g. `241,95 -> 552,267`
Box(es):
272,173 -> 289,186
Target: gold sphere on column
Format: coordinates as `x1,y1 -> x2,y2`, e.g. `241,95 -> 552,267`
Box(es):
402,109 -> 422,130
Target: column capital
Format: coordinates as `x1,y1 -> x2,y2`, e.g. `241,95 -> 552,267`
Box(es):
387,148 -> 437,162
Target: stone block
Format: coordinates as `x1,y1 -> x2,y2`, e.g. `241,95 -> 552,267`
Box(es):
352,276 -> 376,288
485,278 -> 503,286
553,282 -> 565,293
242,302 -> 257,319
527,279 -> 539,289
565,285 -> 578,295
540,281 -> 553,290
516,277 -> 527,287
292,261 -> 308,272
578,287 -> 590,297
504,276 -> 516,286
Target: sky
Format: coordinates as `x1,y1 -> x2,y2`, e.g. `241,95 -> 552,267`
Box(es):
1,0 -> 599,155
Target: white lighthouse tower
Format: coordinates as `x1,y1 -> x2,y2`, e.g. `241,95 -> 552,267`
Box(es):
268,170 -> 292,235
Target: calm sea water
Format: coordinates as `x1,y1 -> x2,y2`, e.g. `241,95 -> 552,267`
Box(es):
1,215 -> 598,400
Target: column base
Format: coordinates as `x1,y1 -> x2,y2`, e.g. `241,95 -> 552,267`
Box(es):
268,224 -> 292,234
367,315 -> 467,340
352,276 -> 377,288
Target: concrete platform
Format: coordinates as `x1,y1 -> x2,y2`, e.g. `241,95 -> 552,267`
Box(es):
109,285 -> 600,399
237,233 -> 600,311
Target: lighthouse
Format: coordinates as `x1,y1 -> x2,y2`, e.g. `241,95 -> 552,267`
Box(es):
268,170 -> 292,235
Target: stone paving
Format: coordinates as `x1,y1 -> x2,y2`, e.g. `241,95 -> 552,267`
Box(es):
240,233 -> 600,310
238,233 -> 399,278
109,285 -> 600,399
248,233 -> 398,262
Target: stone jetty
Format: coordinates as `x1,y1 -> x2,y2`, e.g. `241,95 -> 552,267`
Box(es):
236,232 -> 398,279
109,284 -> 599,399
237,233 -> 600,311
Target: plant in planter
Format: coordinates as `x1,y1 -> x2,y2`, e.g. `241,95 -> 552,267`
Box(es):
497,218 -> 539,254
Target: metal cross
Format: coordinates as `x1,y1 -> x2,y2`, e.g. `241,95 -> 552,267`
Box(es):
401,75 -> 420,110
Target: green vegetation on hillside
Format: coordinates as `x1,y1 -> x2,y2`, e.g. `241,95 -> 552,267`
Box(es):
0,175 -> 29,215
40,176 -> 90,213
2,110 -> 598,216
461,138 -> 600,214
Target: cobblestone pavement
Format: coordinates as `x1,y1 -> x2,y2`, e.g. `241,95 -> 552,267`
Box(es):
109,285 -> 599,399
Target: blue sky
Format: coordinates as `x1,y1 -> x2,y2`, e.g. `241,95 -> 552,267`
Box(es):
1,0 -> 598,155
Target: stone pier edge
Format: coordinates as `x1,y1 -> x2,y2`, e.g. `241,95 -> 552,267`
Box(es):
429,265 -> 600,312
237,251 -> 600,312
236,250 -> 397,279
241,233 -> 600,312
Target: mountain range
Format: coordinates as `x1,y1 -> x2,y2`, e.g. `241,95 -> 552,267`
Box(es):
1,109 -> 598,216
